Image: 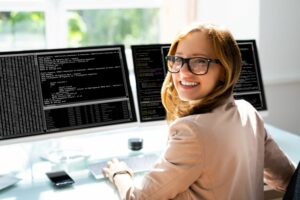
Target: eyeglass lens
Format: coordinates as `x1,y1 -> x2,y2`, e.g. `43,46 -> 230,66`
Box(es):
167,56 -> 209,75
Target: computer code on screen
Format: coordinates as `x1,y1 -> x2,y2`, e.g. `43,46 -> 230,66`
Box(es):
234,40 -> 267,111
0,46 -> 137,140
131,44 -> 170,122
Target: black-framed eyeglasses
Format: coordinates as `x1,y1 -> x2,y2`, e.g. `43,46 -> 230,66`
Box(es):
165,55 -> 221,75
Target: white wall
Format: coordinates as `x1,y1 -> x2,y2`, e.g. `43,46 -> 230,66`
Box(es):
259,0 -> 300,84
264,82 -> 300,135
196,0 -> 259,40
259,0 -> 300,135
196,0 -> 300,135
161,0 -> 197,42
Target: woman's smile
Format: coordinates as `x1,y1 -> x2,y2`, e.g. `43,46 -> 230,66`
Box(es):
180,80 -> 199,87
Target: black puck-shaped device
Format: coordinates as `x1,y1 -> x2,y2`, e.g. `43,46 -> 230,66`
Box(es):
128,138 -> 143,151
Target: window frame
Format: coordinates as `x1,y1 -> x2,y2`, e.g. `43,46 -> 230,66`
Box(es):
0,0 -> 162,49
0,0 -> 197,50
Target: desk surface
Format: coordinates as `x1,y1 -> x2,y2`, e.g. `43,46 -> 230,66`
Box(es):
0,124 -> 299,200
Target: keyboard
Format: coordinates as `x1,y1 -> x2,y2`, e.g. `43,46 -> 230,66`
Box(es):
88,153 -> 160,180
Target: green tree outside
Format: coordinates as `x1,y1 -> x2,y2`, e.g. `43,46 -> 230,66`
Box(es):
0,12 -> 45,50
67,8 -> 160,48
0,9 -> 160,50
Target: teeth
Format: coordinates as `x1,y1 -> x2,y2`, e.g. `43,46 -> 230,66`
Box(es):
181,81 -> 198,86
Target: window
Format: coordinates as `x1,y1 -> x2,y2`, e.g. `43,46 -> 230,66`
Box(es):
0,0 -> 197,50
0,0 -> 164,51
67,8 -> 160,48
0,11 -> 45,51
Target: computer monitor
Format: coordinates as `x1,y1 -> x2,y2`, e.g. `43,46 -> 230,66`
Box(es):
0,45 -> 137,144
131,44 -> 170,122
131,40 -> 267,122
234,40 -> 268,115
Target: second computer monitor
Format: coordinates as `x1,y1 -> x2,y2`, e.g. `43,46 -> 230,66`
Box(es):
131,40 -> 267,122
131,44 -> 170,122
234,40 -> 267,112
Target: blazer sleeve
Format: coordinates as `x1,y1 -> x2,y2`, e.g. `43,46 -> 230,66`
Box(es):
264,128 -> 295,191
126,118 -> 204,200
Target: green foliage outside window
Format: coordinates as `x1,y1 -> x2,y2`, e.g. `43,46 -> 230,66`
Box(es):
0,12 -> 45,50
67,8 -> 160,48
0,12 -> 46,51
0,8 -> 160,50
0,12 -> 44,33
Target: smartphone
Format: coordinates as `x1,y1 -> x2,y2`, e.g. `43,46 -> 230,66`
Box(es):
46,170 -> 74,187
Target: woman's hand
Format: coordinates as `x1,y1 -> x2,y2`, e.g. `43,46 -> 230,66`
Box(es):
103,158 -> 134,199
102,158 -> 134,183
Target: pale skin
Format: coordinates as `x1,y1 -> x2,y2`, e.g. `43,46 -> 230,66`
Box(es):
173,31 -> 225,101
102,158 -> 133,199
102,31 -> 225,199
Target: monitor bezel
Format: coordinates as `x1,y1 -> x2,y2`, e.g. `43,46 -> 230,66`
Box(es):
131,43 -> 171,123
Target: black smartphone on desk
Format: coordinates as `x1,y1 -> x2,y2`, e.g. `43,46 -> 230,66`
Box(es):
46,171 -> 74,187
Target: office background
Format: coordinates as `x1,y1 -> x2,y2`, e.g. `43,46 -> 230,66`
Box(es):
195,0 -> 300,136
0,0 -> 299,136
0,1 -> 299,199
153,0 -> 300,136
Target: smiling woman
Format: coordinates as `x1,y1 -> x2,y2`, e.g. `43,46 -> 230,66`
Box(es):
169,31 -> 225,102
102,22 -> 295,200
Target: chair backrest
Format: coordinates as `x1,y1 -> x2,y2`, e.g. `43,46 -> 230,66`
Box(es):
283,161 -> 300,200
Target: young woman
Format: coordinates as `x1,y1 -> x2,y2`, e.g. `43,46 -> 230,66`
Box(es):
103,22 -> 295,200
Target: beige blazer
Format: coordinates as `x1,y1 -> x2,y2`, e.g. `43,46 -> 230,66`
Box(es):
126,96 -> 295,200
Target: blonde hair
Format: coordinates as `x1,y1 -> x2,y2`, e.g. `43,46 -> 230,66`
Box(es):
161,22 -> 242,121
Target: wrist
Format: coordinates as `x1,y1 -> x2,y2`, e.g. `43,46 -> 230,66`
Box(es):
113,171 -> 133,200
113,170 -> 131,180
112,169 -> 134,183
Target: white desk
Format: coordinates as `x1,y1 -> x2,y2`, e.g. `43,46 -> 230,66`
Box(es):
265,124 -> 300,165
0,124 -> 299,200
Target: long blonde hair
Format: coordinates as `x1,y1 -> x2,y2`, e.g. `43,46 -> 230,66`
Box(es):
161,23 -> 242,121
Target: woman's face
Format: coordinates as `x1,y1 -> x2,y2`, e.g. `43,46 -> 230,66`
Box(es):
172,31 -> 224,101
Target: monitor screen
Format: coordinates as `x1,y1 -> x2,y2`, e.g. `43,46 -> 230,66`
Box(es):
131,40 -> 267,122
234,40 -> 268,112
0,45 -> 137,142
131,44 -> 170,122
